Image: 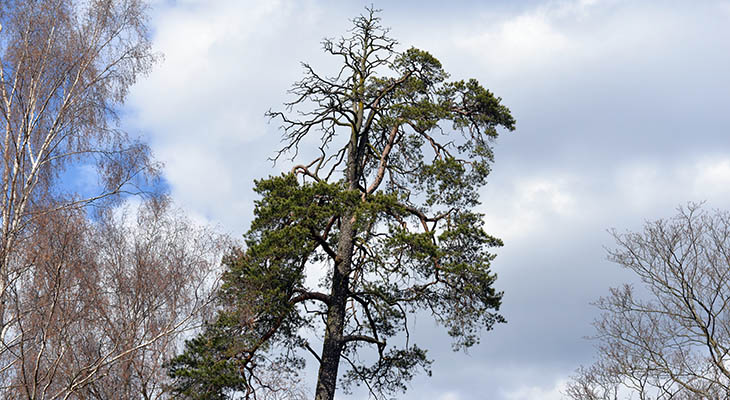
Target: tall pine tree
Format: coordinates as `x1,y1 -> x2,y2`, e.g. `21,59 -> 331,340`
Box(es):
168,8 -> 516,400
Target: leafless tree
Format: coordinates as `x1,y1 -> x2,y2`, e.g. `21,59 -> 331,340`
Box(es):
0,197 -> 226,400
0,0 -> 158,349
0,1 -> 228,398
566,204 -> 730,400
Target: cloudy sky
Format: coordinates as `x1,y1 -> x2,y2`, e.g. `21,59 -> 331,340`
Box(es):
123,0 -> 730,399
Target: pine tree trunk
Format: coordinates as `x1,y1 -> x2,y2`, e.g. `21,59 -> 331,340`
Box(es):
314,93 -> 363,400
314,212 -> 355,400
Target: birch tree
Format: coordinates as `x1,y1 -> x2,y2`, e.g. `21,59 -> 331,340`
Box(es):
0,1 -> 225,398
0,0 -> 157,347
0,198 -> 224,400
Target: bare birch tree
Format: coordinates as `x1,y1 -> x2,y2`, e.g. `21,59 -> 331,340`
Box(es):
0,1 -> 227,398
0,0 -> 157,347
567,204 -> 730,400
0,198 -> 225,400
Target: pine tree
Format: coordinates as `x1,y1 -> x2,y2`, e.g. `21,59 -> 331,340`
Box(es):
168,8 -> 516,400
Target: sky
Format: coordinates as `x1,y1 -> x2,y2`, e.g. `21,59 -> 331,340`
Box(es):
123,0 -> 730,399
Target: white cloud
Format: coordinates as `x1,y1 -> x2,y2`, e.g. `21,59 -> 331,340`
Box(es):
127,0 -> 331,233
614,162 -> 663,211
502,379 -> 568,400
483,156 -> 730,243
437,392 -> 462,400
453,12 -> 572,79
442,0 -> 693,85
482,175 -> 579,241
692,158 -> 730,198
613,157 -> 730,216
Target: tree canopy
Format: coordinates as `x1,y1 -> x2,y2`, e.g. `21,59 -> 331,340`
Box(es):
168,8 -> 515,400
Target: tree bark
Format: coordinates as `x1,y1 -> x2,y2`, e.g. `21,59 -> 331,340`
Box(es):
315,126 -> 360,399
314,212 -> 355,400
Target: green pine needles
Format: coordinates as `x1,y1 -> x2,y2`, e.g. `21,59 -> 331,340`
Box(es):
168,8 -> 515,400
